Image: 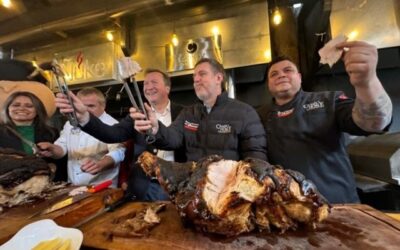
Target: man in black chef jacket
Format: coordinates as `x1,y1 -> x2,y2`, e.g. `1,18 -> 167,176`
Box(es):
257,40 -> 392,203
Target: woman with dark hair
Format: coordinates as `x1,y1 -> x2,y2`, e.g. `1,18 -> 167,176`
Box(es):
0,91 -> 58,154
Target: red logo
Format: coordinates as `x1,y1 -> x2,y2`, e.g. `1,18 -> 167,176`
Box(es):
338,93 -> 348,100
184,120 -> 199,132
277,108 -> 294,118
76,51 -> 83,69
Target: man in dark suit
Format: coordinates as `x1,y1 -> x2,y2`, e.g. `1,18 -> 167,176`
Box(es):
55,68 -> 185,201
126,69 -> 185,200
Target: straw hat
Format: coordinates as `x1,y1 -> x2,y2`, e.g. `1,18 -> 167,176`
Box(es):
0,81 -> 56,117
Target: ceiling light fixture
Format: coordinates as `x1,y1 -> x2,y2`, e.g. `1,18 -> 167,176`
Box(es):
293,3 -> 302,9
171,33 -> 179,46
106,31 -> 114,42
212,26 -> 220,36
1,0 -> 12,8
272,8 -> 282,25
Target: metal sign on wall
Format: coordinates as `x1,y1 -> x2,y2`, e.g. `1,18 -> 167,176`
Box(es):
51,42 -> 120,87
165,35 -> 222,72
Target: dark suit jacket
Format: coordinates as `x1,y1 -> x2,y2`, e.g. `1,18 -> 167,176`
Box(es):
129,102 -> 186,200
81,101 -> 186,200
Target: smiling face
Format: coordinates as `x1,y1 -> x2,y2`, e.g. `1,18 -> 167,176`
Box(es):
267,60 -> 302,105
193,62 -> 223,106
8,95 -> 37,125
143,71 -> 170,106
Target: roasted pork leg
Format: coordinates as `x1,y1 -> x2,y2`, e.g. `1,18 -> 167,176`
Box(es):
138,152 -> 330,236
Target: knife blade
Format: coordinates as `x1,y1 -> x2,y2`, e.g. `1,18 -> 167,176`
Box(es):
73,193 -> 133,228
5,125 -> 40,155
30,180 -> 113,217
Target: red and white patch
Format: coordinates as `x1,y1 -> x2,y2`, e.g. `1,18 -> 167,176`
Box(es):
338,94 -> 349,100
276,108 -> 294,118
184,120 -> 199,132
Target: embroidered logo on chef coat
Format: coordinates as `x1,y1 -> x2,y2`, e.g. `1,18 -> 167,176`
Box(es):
216,124 -> 231,133
277,108 -> 294,118
303,101 -> 325,111
184,120 -> 199,131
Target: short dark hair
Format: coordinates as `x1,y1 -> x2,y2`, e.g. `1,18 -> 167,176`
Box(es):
267,55 -> 298,76
144,68 -> 171,87
195,58 -> 227,85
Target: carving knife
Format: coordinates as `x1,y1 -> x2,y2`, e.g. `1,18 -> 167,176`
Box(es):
73,193 -> 133,228
5,125 -> 40,155
30,180 -> 113,217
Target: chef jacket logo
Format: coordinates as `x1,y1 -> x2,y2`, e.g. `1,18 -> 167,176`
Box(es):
338,93 -> 349,100
303,101 -> 324,111
216,124 -> 231,133
277,108 -> 294,118
184,120 -> 199,131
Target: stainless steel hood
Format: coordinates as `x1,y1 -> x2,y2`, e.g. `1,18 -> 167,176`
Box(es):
348,133 -> 400,185
9,0 -> 271,82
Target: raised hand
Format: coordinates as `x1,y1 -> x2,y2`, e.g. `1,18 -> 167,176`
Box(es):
336,41 -> 378,88
55,91 -> 89,124
336,40 -> 392,132
130,103 -> 159,135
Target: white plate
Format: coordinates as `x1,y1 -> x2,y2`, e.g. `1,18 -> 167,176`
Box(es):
0,219 -> 83,250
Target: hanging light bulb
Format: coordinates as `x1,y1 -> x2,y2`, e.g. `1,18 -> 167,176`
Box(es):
106,31 -> 114,42
212,26 -> 220,36
1,0 -> 12,8
272,8 -> 282,25
171,33 -> 179,46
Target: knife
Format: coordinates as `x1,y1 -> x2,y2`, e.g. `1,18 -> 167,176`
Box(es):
73,193 -> 133,228
30,180 -> 113,218
5,125 -> 40,155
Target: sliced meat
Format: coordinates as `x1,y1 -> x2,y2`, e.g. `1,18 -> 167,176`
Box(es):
0,148 -> 54,208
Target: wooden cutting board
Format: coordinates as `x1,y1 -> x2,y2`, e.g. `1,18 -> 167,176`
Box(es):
0,187 -> 123,245
80,202 -> 400,250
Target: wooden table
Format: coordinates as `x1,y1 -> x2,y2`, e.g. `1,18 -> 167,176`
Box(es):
386,212 -> 400,221
79,202 -> 400,250
0,188 -> 123,245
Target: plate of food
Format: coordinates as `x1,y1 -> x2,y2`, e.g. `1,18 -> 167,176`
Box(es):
0,219 -> 83,250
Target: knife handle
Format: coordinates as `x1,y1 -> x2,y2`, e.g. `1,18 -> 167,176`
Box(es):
88,180 -> 112,193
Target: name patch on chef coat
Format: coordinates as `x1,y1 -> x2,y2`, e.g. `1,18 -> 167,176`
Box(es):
303,101 -> 325,111
216,124 -> 231,133
277,108 -> 294,118
184,120 -> 199,131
